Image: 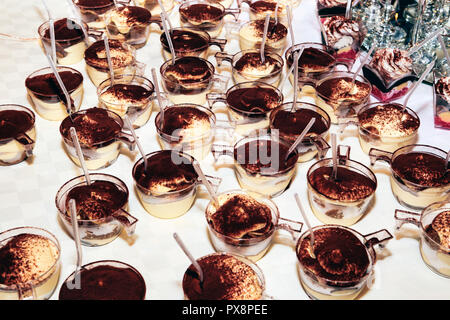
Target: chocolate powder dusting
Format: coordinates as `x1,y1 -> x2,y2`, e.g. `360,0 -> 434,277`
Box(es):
75,0 -> 113,7
297,227 -> 370,286
182,254 -> 263,300
308,166 -> 376,201
60,108 -> 122,146
271,108 -> 328,139
251,19 -> 287,42
392,152 -> 450,188
316,77 -> 370,102
43,18 -> 84,41
134,150 -> 198,192
164,56 -> 212,84
25,70 -> 83,102
180,3 -> 223,22
66,180 -> 128,220
234,52 -> 281,74
84,39 -> 133,70
160,106 -> 210,136
115,6 -> 152,25
287,47 -> 335,73
104,83 -> 153,103
250,1 -> 278,13
161,29 -> 209,52
226,87 -> 280,115
59,264 -> 146,300
0,110 -> 33,140
209,194 -> 273,239
425,211 -> 450,251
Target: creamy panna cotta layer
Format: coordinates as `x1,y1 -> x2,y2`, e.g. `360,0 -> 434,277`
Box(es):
0,233 -> 60,300
85,39 -> 136,87
25,68 -> 84,121
239,19 -> 288,54
133,150 -> 199,219
232,51 -> 283,86
134,0 -> 175,17
73,0 -> 116,30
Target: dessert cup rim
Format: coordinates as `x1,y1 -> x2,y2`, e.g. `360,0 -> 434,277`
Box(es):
160,56 -> 215,86
179,0 -> 226,21
418,201 -> 450,253
160,27 -> 211,54
105,4 -> 153,25
315,71 -> 372,103
84,39 -> 136,70
38,18 -> 88,42
72,0 -> 116,9
232,49 -> 284,78
0,104 -> 36,141
284,42 -> 337,73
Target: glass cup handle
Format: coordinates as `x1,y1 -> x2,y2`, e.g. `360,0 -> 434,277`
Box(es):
363,229 -> 393,249
206,92 -> 227,109
276,217 -> 304,241
209,38 -> 227,52
211,73 -> 229,92
88,30 -> 104,42
368,148 -> 393,166
199,175 -> 222,193
15,133 -> 35,157
112,208 -> 138,236
311,135 -> 330,160
337,144 -> 351,161
224,8 -> 241,20
214,51 -> 233,66
224,20 -> 242,38
394,209 -> 421,230
211,144 -> 234,161
337,116 -> 358,134
214,119 -> 236,138
150,17 -> 163,30
134,61 -> 146,77
117,131 -> 136,151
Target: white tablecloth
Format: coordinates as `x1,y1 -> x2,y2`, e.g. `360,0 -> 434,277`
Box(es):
0,0 -> 449,300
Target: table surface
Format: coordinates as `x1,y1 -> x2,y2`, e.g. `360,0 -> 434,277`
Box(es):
0,0 -> 449,300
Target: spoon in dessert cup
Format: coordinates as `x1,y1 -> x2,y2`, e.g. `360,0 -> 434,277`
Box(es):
41,0 -> 57,63
124,115 -> 148,171
284,118 -> 316,161
331,133 -> 338,181
151,67 -> 165,130
173,232 -> 204,286
158,0 -> 176,63
401,60 -> 435,111
67,198 -> 83,289
349,44 -> 375,91
286,5 -> 295,46
66,0 -> 90,46
291,48 -> 304,111
158,0 -> 173,30
260,14 -> 271,63
45,53 -> 74,116
278,46 -> 304,90
408,28 -> 444,56
193,161 -> 220,207
294,193 -> 315,259
70,127 -> 91,185
268,1 -> 280,36
103,35 -> 115,85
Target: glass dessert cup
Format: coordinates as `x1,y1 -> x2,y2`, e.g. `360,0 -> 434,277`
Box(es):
316,0 -> 347,17
239,0 -> 289,23
212,129 -> 299,197
296,225 -> 392,300
362,48 -> 416,102
207,81 -> 283,136
0,227 -> 61,300
133,0 -> 175,17
25,66 -> 83,121
269,102 -> 331,163
155,104 -> 216,160
160,27 -> 227,60
72,0 -> 122,30
395,201 -> 450,278
160,56 -> 228,105
215,49 -> 283,86
55,173 -> 138,247
285,43 -> 343,98
205,189 -> 303,261
59,260 -> 146,300
97,74 -> 155,129
238,19 -> 288,55
369,144 -> 450,210
339,102 -> 420,154
132,150 -> 221,219
84,39 -> 143,87
105,5 -> 161,48
179,0 -> 240,38
319,15 -> 365,69
433,70 -> 450,130
59,108 -> 136,170
182,252 -> 266,300
307,145 -> 377,226
314,71 -> 371,124
0,104 -> 35,166
38,18 -> 89,65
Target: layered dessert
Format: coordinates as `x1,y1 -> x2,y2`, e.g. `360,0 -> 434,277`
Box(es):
356,103 -> 420,153
179,1 -> 227,38
105,5 -> 153,48
182,253 -> 264,300
320,16 -> 362,64
0,106 -> 35,165
0,231 -> 60,300
206,191 -> 275,261
25,66 -> 83,121
270,105 -> 330,162
239,19 -> 288,54
72,0 -> 116,29
60,179 -> 129,246
390,151 -> 450,209
434,76 -> 450,129
247,0 -> 286,21
422,210 -> 450,277
362,48 -> 415,102
134,0 -> 175,17
308,160 -> 377,225
160,56 -> 215,105
84,39 -> 136,87
59,260 -> 146,300
160,28 -> 211,59
155,104 -> 214,160
38,18 -> 87,65
60,108 -> 133,169
317,0 -> 347,16
233,137 -> 298,197
98,75 -> 155,128
225,82 -> 282,134
232,51 -> 283,85
132,150 -> 200,218
315,73 -> 371,123
296,226 -> 371,300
